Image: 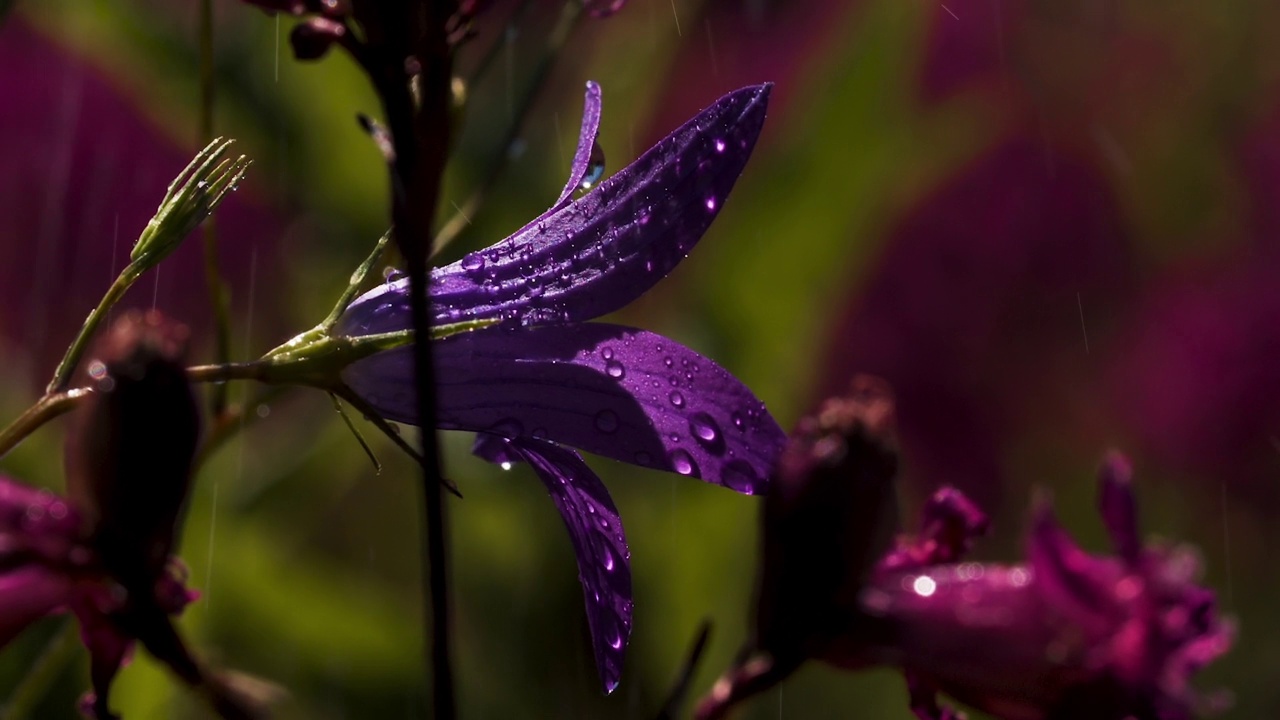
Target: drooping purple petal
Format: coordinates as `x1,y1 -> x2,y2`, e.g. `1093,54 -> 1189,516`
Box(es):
501,437 -> 632,693
343,323 -> 783,494
1026,502 -> 1121,635
338,84 -> 771,336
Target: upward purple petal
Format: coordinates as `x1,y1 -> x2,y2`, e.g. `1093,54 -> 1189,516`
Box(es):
501,437 -> 632,693
342,323 -> 783,494
552,81 -> 604,210
337,84 -> 771,336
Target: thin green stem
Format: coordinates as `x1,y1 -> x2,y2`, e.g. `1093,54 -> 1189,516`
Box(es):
47,268 -> 141,394
321,230 -> 394,330
199,0 -> 233,415
0,618 -> 80,720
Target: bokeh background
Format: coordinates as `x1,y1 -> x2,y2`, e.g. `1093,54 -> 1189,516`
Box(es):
1,0 -> 1278,717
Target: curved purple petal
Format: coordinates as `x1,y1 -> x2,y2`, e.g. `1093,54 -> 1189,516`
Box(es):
552,81 -> 604,210
342,323 -> 783,494
501,437 -> 631,693
338,84 -> 771,335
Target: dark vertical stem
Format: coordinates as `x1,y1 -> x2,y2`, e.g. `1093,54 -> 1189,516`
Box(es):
199,0 -> 232,415
353,2 -> 458,716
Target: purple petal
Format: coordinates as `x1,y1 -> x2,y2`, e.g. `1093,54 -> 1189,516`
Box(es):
343,323 -> 784,494
338,84 -> 771,336
1027,500 -> 1120,633
0,566 -> 74,647
552,81 -> 604,210
1096,451 -> 1141,564
502,437 -> 631,693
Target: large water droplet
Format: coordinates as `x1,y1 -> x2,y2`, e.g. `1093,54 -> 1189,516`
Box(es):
668,449 -> 700,478
668,391 -> 685,408
603,547 -> 615,571
594,409 -> 620,434
605,360 -> 625,379
461,252 -> 485,272
722,459 -> 759,495
580,142 -> 606,190
601,346 -> 614,360
609,629 -> 623,650
689,412 -> 725,454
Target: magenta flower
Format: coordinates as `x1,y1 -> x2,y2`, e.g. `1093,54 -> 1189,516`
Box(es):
853,453 -> 1233,720
336,82 -> 784,692
0,312 -> 263,720
700,381 -> 1232,720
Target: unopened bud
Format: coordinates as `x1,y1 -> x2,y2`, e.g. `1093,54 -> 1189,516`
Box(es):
754,375 -> 901,662
290,17 -> 346,61
65,311 -> 199,585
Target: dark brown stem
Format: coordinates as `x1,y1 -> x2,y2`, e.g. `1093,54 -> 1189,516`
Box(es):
347,2 -> 459,716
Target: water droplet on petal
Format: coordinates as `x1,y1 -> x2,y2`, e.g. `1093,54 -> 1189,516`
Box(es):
663,356 -> 674,368
594,409 -> 620,434
601,346 -> 614,360
690,412 -> 719,443
722,459 -> 759,494
603,547 -> 615,571
461,252 -> 485,272
705,196 -> 717,211
731,412 -> 746,430
668,449 -> 699,477
609,630 -> 623,649
715,138 -> 726,153
668,391 -> 685,408
605,360 -> 625,379
580,142 -> 606,190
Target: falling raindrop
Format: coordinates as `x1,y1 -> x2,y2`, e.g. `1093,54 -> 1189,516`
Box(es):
580,142 -> 606,190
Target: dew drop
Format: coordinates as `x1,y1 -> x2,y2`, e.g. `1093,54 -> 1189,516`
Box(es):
690,412 -> 719,442
601,346 -> 614,360
668,449 -> 700,477
663,356 -> 674,368
461,252 -> 485,272
731,412 -> 746,430
580,142 -> 606,190
705,196 -> 717,211
605,360 -> 625,379
603,547 -> 615,571
668,391 -> 685,408
722,459 -> 759,495
594,409 -> 620,434
715,138 -> 726,153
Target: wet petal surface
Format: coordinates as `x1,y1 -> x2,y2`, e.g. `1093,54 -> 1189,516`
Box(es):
500,437 -> 631,693
338,84 -> 772,335
343,323 -> 783,494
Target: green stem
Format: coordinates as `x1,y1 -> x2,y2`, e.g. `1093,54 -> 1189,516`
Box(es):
47,267 -> 141,394
199,0 -> 233,415
1,618 -> 80,720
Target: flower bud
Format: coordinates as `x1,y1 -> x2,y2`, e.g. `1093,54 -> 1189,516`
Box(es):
754,375 -> 901,666
65,310 -> 199,586
290,17 -> 346,61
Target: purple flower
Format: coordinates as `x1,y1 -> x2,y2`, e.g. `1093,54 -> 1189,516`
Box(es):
336,82 -> 784,692
855,453 -> 1233,720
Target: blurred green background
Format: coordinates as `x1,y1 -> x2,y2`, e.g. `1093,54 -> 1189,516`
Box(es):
1,0 -> 1279,717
